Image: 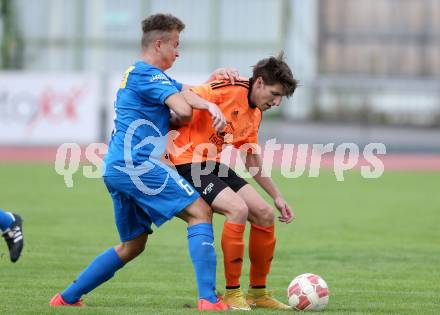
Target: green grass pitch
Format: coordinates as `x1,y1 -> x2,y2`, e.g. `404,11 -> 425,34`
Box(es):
0,163 -> 439,314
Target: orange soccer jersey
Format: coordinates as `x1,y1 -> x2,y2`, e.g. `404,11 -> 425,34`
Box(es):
169,79 -> 262,165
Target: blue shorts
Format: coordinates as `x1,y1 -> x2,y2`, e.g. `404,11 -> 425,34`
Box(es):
103,162 -> 200,242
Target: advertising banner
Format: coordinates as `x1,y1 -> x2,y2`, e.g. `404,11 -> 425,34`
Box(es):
0,73 -> 100,145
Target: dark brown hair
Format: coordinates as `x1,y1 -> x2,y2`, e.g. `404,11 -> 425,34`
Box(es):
252,52 -> 298,97
141,13 -> 185,47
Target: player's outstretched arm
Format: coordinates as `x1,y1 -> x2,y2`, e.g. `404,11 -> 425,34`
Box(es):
245,152 -> 295,223
180,90 -> 226,131
165,93 -> 193,124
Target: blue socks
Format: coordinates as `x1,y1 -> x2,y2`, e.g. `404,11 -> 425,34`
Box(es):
187,223 -> 218,303
61,247 -> 124,303
60,224 -> 218,304
0,209 -> 14,231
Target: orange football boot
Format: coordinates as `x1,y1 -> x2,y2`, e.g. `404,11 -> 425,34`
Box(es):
49,293 -> 84,307
198,297 -> 230,311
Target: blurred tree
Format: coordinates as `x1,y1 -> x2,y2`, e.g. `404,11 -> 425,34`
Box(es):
1,0 -> 23,69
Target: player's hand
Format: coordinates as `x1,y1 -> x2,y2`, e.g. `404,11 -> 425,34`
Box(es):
207,102 -> 226,131
274,196 -> 294,223
209,68 -> 240,85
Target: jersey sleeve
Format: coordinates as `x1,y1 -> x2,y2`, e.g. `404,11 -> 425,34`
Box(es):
169,77 -> 183,91
138,69 -> 180,105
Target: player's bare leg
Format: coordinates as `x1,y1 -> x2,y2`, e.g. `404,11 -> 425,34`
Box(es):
115,233 -> 148,263
237,184 -> 290,310
211,187 -> 248,224
176,197 -> 212,225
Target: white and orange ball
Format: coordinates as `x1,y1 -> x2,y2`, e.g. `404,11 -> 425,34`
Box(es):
287,273 -> 329,311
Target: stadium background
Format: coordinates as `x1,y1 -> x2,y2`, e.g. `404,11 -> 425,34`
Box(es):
1,0 -> 440,148
1,0 -> 439,314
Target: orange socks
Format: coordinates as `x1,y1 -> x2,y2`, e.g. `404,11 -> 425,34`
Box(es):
222,222 -> 276,288
221,221 -> 245,287
249,224 -> 276,287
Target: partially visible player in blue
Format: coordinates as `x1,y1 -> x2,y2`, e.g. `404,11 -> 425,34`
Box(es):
0,209 -> 24,263
49,13 -> 237,311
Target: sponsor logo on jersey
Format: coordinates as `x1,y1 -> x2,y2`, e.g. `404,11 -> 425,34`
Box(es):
149,73 -> 169,82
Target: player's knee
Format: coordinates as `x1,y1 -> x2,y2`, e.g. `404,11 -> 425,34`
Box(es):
117,241 -> 146,262
185,198 -> 213,224
252,205 -> 275,226
227,199 -> 248,224
262,207 -> 276,225
194,206 -> 212,222
126,243 -> 145,260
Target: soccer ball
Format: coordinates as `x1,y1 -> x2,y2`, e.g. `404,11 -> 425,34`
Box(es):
287,273 -> 329,311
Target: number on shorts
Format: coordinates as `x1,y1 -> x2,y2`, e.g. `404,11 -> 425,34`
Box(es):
178,179 -> 194,196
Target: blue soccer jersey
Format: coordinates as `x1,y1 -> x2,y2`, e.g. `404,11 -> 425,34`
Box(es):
103,61 -> 199,241
104,61 -> 183,171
